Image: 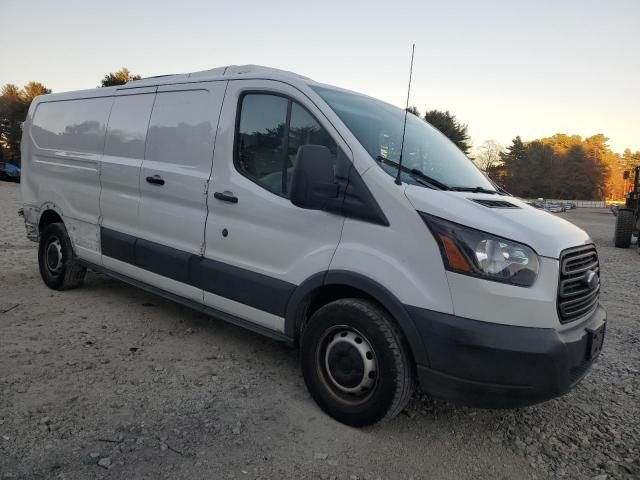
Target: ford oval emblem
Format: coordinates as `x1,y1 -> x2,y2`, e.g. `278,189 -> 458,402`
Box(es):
583,270 -> 599,290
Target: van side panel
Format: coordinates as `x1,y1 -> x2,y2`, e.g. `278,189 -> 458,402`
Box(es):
27,96 -> 113,262
138,83 -> 226,256
100,88 -> 156,239
100,81 -> 226,304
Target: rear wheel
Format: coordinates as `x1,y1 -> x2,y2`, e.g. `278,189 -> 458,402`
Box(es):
613,209 -> 634,248
38,222 -> 86,290
300,299 -> 414,427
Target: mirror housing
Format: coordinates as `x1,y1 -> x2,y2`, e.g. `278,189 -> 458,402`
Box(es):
290,145 -> 389,226
290,145 -> 341,212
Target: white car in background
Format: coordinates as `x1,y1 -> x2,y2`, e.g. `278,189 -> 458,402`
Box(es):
546,203 -> 565,213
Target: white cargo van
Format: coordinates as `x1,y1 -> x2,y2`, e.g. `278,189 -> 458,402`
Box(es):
21,65 -> 606,426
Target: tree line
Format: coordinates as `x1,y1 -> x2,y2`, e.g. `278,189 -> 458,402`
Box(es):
493,135 -> 640,201
2,70 -> 638,201
408,106 -> 639,200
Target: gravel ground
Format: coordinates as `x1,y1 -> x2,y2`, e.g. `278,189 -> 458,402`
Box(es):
1,181 -> 638,480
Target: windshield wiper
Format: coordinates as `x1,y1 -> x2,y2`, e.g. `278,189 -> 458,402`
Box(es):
490,181 -> 511,196
449,186 -> 500,195
376,156 -> 450,190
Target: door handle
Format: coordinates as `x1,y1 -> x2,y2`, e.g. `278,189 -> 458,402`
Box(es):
214,191 -> 238,204
146,175 -> 165,186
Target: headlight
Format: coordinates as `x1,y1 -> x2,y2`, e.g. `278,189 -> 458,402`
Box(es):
420,213 -> 539,287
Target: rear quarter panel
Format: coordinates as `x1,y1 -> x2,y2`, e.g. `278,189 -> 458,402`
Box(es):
21,92 -> 114,262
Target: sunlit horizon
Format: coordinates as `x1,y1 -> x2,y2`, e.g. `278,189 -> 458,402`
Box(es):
3,0 -> 638,153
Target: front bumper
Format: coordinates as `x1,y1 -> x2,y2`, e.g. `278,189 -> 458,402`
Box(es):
409,303 -> 606,408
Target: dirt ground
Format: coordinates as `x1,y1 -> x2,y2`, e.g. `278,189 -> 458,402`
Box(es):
1,181 -> 638,480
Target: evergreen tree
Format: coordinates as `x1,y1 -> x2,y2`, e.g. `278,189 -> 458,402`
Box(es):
500,136 -> 527,194
405,106 -> 420,117
423,109 -> 471,154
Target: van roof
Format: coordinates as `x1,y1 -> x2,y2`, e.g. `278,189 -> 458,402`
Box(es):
128,64 -> 313,87
31,65 -> 319,103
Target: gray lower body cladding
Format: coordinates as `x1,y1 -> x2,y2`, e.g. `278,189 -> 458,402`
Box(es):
409,304 -> 606,408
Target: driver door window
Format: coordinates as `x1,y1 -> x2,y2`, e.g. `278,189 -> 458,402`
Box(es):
236,93 -> 336,197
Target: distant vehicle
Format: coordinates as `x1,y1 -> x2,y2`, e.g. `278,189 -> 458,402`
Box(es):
537,201 -> 565,213
614,166 -> 640,249
564,202 -> 577,210
526,199 -> 545,209
0,161 -> 21,181
546,203 -> 565,213
20,64 -> 607,426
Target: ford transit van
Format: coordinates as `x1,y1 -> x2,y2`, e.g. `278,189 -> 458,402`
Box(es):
20,65 -> 606,426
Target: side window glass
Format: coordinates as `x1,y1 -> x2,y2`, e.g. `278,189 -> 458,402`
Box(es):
237,95 -> 288,194
288,102 -> 337,173
236,94 -> 337,197
104,94 -> 155,159
146,90 -> 213,169
32,97 -> 112,154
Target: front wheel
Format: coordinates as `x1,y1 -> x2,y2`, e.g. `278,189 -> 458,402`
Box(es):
38,222 -> 86,290
300,299 -> 414,427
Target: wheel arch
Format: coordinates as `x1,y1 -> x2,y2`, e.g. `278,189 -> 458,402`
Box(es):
38,203 -> 65,235
284,270 -> 429,366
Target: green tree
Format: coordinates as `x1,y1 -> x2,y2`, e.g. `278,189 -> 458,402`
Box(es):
498,134 -> 626,200
423,109 -> 471,154
405,106 -> 420,116
100,68 -> 142,87
500,136 -> 527,193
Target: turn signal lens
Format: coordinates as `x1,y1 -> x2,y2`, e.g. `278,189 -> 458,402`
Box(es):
438,234 -> 473,273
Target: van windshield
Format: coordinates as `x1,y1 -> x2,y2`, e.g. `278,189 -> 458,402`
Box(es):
311,85 -> 495,191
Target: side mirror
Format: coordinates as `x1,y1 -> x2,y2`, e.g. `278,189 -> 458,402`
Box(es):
623,170 -> 630,180
290,145 -> 341,211
290,144 -> 390,226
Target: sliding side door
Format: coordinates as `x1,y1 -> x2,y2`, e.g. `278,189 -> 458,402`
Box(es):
135,81 -> 225,302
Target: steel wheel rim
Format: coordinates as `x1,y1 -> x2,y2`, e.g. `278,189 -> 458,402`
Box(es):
45,237 -> 63,275
317,325 -> 378,405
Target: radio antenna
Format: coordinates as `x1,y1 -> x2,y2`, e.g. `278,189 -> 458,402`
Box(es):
395,43 -> 415,186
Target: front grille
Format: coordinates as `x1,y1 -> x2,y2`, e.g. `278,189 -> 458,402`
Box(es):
557,244 -> 600,323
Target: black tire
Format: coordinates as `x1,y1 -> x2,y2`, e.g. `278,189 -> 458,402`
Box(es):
38,222 -> 86,290
300,299 -> 414,427
613,209 -> 634,248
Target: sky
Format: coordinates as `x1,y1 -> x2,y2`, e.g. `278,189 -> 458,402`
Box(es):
3,0 -> 639,153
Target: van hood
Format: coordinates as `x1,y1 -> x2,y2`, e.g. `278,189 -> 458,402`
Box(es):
404,186 -> 592,259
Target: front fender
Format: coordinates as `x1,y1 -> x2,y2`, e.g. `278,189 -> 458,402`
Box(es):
284,270 -> 430,367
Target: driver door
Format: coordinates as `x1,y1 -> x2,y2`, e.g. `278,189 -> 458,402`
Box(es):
202,80 -> 349,331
